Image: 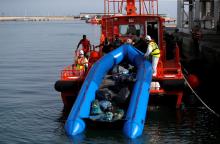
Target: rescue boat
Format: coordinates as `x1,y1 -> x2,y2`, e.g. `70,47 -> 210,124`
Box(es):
55,0 -> 186,139
54,50 -> 101,109
86,16 -> 102,24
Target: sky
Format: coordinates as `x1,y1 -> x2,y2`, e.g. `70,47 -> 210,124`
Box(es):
0,0 -> 177,18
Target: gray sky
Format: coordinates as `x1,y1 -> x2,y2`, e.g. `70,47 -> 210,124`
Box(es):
0,0 -> 177,18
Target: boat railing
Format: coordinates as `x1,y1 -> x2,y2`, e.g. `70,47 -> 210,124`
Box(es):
61,65 -> 85,80
157,60 -> 183,79
104,0 -> 158,16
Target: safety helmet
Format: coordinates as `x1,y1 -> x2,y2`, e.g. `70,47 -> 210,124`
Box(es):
126,38 -> 132,44
79,50 -> 84,55
145,35 -> 152,41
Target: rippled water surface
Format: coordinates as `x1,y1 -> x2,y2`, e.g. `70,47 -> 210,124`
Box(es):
0,21 -> 219,144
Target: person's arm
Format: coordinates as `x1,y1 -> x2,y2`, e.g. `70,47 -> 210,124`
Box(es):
94,43 -> 103,48
144,44 -> 152,58
76,39 -> 82,50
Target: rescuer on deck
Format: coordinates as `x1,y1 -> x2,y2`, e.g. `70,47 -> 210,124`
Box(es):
144,35 -> 160,76
75,50 -> 88,72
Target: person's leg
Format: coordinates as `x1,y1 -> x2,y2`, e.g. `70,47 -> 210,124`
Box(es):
152,57 -> 159,76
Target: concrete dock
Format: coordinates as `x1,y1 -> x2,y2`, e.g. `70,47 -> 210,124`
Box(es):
0,16 -> 76,21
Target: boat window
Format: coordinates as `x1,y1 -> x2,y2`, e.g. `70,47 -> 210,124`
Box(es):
119,24 -> 144,36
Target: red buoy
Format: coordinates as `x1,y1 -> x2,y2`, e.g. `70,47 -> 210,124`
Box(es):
187,74 -> 200,89
90,51 -> 99,59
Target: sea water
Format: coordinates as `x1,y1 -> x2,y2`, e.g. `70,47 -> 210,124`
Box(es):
0,20 -> 219,144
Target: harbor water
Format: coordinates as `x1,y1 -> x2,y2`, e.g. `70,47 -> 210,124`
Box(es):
0,21 -> 219,144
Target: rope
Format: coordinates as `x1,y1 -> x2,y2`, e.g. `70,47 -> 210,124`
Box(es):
183,75 -> 220,118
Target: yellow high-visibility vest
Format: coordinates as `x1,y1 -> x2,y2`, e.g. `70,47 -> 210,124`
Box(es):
149,41 -> 160,58
76,64 -> 85,70
76,57 -> 88,70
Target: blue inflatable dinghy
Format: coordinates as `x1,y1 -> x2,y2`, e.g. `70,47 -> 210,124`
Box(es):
65,44 -> 152,139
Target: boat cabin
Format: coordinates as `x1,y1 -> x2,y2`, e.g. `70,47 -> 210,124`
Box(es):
102,15 -> 163,49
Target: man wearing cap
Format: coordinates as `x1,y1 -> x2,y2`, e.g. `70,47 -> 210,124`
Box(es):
144,35 -> 160,76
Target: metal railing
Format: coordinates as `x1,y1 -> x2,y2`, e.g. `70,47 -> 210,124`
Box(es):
61,65 -> 85,80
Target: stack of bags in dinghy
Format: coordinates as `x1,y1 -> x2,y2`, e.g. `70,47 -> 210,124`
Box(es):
89,87 -> 130,122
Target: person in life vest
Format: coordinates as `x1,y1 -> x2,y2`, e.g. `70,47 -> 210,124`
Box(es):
144,35 -> 160,76
75,50 -> 88,71
76,35 -> 91,57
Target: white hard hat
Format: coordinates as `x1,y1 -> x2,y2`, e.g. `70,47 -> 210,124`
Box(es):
79,50 -> 84,55
145,35 -> 152,41
126,38 -> 132,44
